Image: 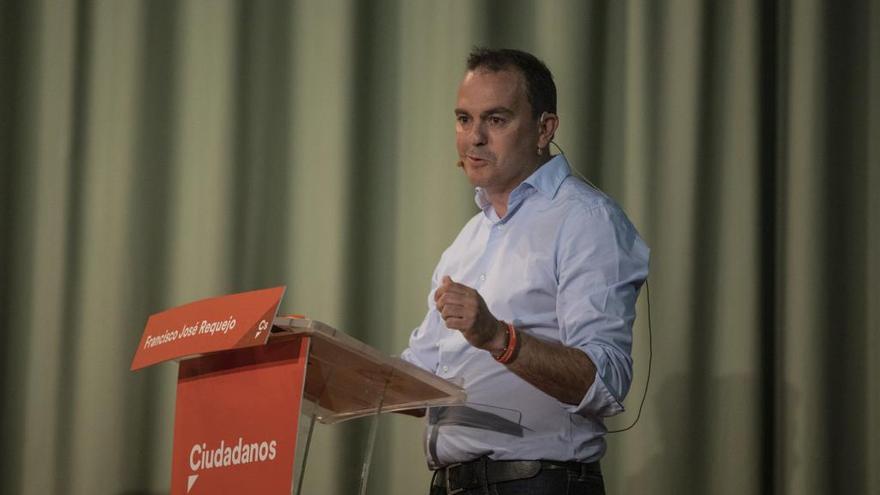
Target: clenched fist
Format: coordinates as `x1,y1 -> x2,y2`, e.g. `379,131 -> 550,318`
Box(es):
434,276 -> 507,353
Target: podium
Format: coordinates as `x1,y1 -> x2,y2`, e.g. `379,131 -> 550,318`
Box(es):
131,288 -> 465,495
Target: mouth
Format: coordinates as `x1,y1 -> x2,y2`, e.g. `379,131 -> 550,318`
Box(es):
465,155 -> 491,166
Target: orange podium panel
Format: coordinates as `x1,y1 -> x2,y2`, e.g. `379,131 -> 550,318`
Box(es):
171,337 -> 309,494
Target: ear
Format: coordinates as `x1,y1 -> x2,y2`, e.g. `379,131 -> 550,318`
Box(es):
537,112 -> 559,149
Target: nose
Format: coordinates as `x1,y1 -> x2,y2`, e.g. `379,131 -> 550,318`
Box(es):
469,120 -> 487,146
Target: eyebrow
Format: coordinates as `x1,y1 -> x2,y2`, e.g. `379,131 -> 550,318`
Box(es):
454,107 -> 516,117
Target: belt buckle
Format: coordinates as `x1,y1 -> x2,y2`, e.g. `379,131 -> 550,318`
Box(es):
444,463 -> 465,495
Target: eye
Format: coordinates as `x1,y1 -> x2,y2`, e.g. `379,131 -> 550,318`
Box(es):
488,116 -> 507,127
456,115 -> 470,125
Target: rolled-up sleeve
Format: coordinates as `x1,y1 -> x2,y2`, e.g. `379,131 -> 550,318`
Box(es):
556,203 -> 649,417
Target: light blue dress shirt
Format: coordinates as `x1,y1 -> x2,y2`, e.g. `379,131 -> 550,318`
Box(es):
401,154 -> 649,467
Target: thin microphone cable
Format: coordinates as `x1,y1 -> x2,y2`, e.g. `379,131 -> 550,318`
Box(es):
550,141 -> 601,191
608,278 -> 652,433
550,140 -> 653,433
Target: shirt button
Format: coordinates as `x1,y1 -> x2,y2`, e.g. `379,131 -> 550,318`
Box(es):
479,273 -> 486,281
442,365 -> 449,373
498,223 -> 505,230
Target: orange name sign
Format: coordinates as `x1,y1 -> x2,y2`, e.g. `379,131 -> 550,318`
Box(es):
130,287 -> 286,370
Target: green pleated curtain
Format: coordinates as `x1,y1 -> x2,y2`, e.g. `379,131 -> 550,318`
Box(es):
1,0 -> 878,494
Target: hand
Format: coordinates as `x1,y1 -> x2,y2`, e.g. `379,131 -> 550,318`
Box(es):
434,276 -> 507,352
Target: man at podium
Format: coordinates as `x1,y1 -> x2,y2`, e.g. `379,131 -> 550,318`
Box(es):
401,48 -> 650,495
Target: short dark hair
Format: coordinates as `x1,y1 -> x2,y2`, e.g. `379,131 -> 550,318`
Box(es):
466,47 -> 557,118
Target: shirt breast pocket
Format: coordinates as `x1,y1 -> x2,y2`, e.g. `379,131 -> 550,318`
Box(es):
489,240 -> 558,320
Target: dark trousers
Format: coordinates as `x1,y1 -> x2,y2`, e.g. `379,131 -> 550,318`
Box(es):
430,458 -> 605,495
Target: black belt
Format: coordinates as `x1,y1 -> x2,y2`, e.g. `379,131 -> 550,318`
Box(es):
433,457 -> 601,494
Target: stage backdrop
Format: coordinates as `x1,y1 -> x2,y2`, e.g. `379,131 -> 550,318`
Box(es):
1,1 -> 878,494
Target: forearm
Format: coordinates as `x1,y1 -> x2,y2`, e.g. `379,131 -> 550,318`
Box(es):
434,277 -> 598,406
505,330 -> 596,406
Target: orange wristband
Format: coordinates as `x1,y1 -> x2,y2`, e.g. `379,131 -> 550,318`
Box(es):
493,321 -> 518,364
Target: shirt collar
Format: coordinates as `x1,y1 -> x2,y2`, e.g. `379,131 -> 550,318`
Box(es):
522,154 -> 571,199
473,154 -> 572,213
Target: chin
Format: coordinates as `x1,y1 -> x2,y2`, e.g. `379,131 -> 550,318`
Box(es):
464,171 -> 492,189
